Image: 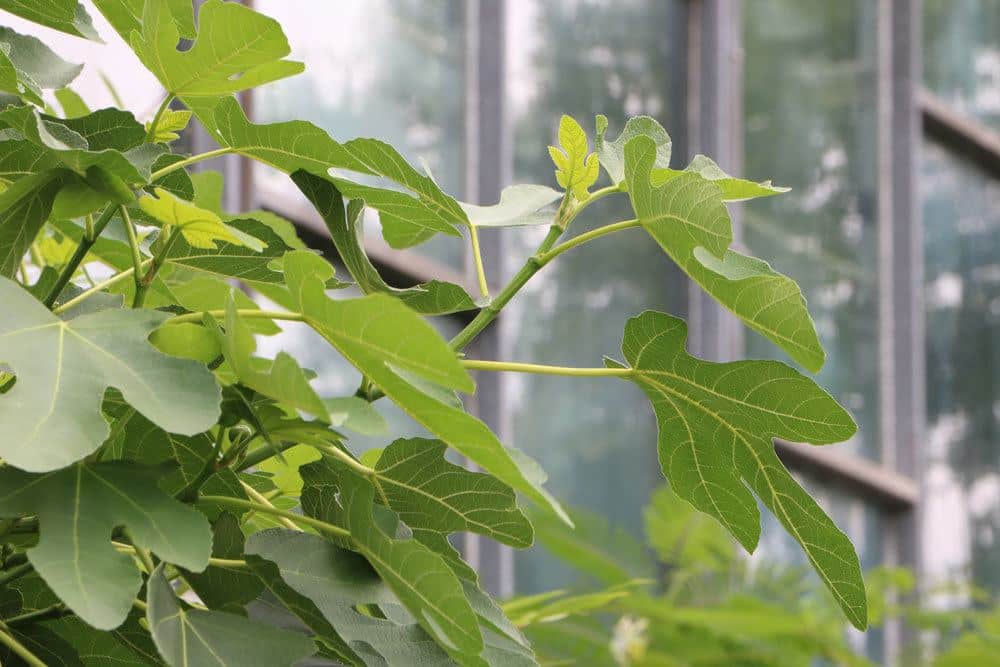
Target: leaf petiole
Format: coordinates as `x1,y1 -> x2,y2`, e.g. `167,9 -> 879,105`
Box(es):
149,147 -> 235,181
467,223 -> 490,299
43,203 -> 119,308
462,359 -> 633,378
0,625 -> 45,667
198,495 -> 351,540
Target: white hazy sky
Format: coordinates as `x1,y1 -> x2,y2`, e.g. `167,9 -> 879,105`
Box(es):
1,1 -> 164,119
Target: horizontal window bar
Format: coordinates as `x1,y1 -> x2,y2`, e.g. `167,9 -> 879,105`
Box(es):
920,88 -> 1000,177
776,440 -> 919,510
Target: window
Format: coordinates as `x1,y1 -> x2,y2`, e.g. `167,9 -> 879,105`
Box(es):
501,0 -> 687,594
743,0 -> 881,461
922,139 -> 1000,598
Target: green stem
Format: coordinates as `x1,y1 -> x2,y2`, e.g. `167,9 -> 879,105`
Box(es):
235,439 -> 302,473
468,224 -> 490,299
145,94 -> 175,143
449,224 -> 563,352
0,562 -> 32,587
134,230 -> 181,308
562,184 -> 623,229
317,443 -> 374,477
0,625 -> 46,667
167,309 -> 306,326
51,263 -> 150,315
4,603 -> 70,627
176,428 -> 225,501
43,204 -> 118,308
538,219 -> 641,264
150,147 -> 234,181
461,359 -> 633,377
198,496 -> 351,540
122,528 -> 156,574
119,205 -> 145,298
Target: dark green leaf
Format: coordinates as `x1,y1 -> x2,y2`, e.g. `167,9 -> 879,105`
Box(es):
614,310 -> 866,628
336,470 -> 484,663
0,169 -> 70,277
147,564 -> 315,667
183,513 -> 263,614
624,135 -> 825,372
292,170 -> 476,314
373,438 -> 533,548
0,461 -> 212,629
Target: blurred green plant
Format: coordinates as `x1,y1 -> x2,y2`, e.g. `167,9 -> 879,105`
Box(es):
511,485 -> 1000,667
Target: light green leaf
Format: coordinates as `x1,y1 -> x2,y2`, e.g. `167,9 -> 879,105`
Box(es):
281,250 -> 472,392
292,170 -> 476,314
0,276 -> 221,471
93,0 -> 196,40
373,438 -> 534,548
146,564 -> 315,667
459,184 -> 562,227
160,218 -> 293,285
0,169 -> 70,277
55,86 -> 89,118
259,444 -> 321,496
595,114 -> 671,186
279,251 -> 567,524
210,296 -> 328,420
324,396 -> 388,435
212,98 -> 466,240
191,169 -> 306,250
548,115 -> 598,200
149,321 -> 220,363
503,585 -> 637,627
624,135 -> 825,372
0,105 -> 164,183
613,310 -> 866,629
129,0 -> 302,99
139,187 -> 262,250
0,0 -> 101,41
644,484 -> 735,570
651,154 -> 790,201
0,461 -> 212,629
147,108 -> 191,143
335,470 -> 485,663
0,27 -> 82,105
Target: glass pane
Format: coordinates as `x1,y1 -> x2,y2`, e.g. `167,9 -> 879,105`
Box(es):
922,139 -> 1000,599
502,0 -> 686,594
924,0 -> 1000,129
253,0 -> 468,267
743,0 -> 881,461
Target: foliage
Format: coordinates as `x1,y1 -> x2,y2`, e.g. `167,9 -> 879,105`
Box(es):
0,1 -> 871,664
513,486 -> 1000,667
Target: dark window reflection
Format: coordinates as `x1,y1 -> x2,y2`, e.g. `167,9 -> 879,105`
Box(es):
924,0 -> 1000,130
923,139 -> 1000,598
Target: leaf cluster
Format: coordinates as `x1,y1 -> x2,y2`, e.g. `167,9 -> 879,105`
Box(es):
0,1 -> 868,664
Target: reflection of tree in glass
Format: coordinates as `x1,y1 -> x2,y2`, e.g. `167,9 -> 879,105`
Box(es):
501,0 -> 686,594
923,140 -> 1000,596
743,0 -> 881,461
